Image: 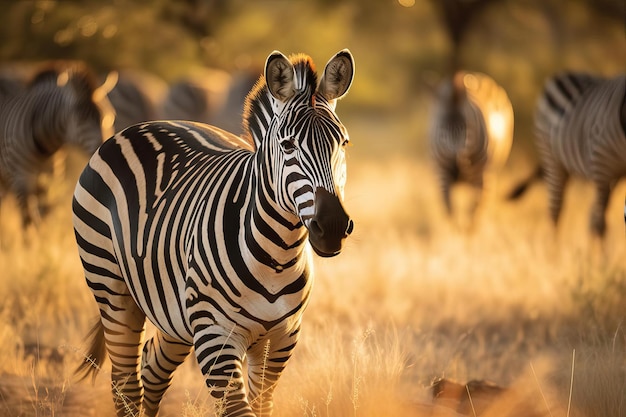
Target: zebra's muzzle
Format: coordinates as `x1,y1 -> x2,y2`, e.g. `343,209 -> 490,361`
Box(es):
307,187 -> 353,258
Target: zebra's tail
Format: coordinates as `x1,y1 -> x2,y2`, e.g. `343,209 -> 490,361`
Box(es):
507,166 -> 543,200
75,319 -> 107,385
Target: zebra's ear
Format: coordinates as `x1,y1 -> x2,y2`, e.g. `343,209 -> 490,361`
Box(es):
57,70 -> 70,87
93,70 -> 119,102
318,49 -> 354,102
265,51 -> 296,102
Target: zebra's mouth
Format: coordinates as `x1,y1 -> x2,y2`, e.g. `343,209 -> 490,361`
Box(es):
305,188 -> 353,258
309,243 -> 342,258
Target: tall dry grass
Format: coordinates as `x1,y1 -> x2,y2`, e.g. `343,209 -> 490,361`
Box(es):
0,121 -> 624,416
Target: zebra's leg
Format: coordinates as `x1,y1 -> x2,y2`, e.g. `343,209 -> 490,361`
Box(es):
193,326 -> 253,416
247,328 -> 301,417
101,300 -> 147,417
12,175 -> 41,230
140,330 -> 192,416
86,279 -> 148,417
544,164 -> 569,229
590,181 -> 611,237
436,171 -> 454,217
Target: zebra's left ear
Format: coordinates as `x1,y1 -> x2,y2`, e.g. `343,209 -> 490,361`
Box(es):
57,70 -> 70,87
318,49 -> 354,102
265,51 -> 296,102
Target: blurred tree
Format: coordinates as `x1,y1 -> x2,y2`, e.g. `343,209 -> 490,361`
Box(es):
429,0 -> 500,72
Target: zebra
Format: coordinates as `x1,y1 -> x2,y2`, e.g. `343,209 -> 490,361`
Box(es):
0,62 -> 115,229
508,72 -> 626,237
429,70 -> 513,223
161,69 -> 258,135
161,77 -> 213,123
73,49 -> 354,417
107,71 -> 158,133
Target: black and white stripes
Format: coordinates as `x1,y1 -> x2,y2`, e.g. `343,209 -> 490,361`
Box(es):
429,71 -> 513,225
73,50 -> 354,417
534,72 -> 626,236
0,63 -> 113,228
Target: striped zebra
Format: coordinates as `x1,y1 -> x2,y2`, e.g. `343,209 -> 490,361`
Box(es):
429,70 -> 513,222
73,50 -> 354,417
508,72 -> 626,237
0,63 -> 115,229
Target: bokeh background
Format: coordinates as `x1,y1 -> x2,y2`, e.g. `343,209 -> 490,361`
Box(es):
0,1 -> 625,416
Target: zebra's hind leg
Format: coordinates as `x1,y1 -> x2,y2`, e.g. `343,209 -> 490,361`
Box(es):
99,298 -> 147,417
544,164 -> 569,232
140,330 -> 192,416
590,181 -> 611,238
247,328 -> 301,416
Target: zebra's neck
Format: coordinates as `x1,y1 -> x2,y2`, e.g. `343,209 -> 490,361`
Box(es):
244,148 -> 310,277
29,87 -> 67,156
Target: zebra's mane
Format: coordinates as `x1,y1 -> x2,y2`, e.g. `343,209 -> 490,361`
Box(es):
242,54 -> 318,150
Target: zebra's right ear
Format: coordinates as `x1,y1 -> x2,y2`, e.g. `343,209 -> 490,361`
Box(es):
265,51 -> 296,102
93,70 -> 119,102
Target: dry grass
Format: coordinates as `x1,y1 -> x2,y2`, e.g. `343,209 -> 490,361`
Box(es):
0,120 -> 624,416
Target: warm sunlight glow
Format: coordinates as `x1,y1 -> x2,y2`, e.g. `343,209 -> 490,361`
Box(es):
398,0 -> 415,7
488,112 -> 506,140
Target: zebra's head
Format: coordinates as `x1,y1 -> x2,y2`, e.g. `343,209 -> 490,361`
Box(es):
248,50 -> 355,258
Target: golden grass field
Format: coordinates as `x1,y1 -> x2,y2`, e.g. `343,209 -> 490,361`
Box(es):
0,115 -> 624,417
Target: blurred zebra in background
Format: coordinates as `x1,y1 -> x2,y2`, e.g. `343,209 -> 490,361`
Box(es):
161,78 -> 213,122
429,70 -> 514,225
0,62 -> 115,229
508,72 -> 626,237
161,68 -> 257,135
0,72 -> 25,103
108,70 -> 166,133
73,50 -> 354,417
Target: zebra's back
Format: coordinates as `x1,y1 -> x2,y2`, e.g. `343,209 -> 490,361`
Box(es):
530,72 -> 626,236
557,75 -> 626,180
537,73 -> 626,180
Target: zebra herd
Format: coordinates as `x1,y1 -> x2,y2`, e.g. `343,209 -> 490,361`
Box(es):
0,49 -> 623,417
0,62 -> 255,235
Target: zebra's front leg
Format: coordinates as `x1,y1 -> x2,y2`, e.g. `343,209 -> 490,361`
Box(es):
247,328 -> 300,417
193,326 -> 254,416
140,330 -> 192,416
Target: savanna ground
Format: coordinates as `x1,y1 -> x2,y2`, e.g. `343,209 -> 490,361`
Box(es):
0,114 -> 624,417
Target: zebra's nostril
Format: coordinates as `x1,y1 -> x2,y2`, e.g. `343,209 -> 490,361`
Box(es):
309,219 -> 323,237
345,219 -> 354,236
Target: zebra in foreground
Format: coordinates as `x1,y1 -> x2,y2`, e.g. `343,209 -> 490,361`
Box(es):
429,70 -> 513,224
73,50 -> 355,416
0,62 -> 115,229
508,72 -> 626,237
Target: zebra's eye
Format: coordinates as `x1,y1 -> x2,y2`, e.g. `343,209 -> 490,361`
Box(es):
280,137 -> 297,154
341,138 -> 350,147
